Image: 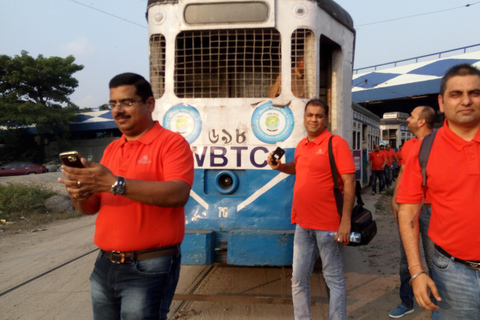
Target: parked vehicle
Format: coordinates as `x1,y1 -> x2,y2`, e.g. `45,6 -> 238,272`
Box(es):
146,0 -> 356,266
0,161 -> 47,176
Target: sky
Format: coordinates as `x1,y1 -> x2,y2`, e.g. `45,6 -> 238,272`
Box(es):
1,0 -> 479,110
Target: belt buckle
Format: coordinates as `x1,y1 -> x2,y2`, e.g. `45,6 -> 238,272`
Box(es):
465,260 -> 480,271
110,251 -> 126,264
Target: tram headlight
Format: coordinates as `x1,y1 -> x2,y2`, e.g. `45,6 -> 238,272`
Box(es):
215,171 -> 239,194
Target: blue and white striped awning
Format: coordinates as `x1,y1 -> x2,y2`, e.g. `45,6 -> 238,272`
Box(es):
69,110 -> 116,131
352,51 -> 480,103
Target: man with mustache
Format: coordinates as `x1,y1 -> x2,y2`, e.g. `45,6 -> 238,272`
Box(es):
59,73 -> 194,320
397,64 -> 480,319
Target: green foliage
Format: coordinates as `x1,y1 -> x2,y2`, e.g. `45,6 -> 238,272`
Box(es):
0,183 -> 82,234
0,183 -> 57,218
0,51 -> 83,161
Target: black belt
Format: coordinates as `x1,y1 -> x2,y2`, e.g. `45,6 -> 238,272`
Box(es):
435,245 -> 480,271
101,244 -> 180,264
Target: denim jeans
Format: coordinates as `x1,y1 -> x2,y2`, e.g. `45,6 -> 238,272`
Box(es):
371,170 -> 385,193
431,246 -> 480,319
398,207 -> 434,309
292,225 -> 346,320
384,166 -> 393,186
90,250 -> 181,320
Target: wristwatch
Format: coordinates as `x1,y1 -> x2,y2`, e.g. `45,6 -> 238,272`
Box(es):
111,176 -> 126,195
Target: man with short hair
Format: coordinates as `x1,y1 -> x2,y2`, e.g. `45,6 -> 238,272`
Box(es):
384,144 -> 397,187
389,106 -> 435,318
59,73 -> 194,320
268,99 -> 356,320
397,64 -> 480,319
367,144 -> 387,195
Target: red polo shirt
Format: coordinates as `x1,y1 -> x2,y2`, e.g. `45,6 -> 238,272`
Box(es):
396,150 -> 403,166
292,130 -> 356,231
385,148 -> 396,166
94,122 -> 194,251
369,150 -> 386,170
397,120 -> 480,260
400,137 -> 419,164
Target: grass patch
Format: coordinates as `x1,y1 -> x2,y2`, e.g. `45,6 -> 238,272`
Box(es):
0,183 -> 81,235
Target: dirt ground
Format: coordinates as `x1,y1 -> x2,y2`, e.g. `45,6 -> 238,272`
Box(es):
0,173 -> 432,319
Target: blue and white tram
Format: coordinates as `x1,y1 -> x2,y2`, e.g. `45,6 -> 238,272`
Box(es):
146,0 -> 356,265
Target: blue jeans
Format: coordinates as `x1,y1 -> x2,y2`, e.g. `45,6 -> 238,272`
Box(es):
371,170 -> 385,193
292,225 -> 346,320
399,207 -> 434,309
90,250 -> 181,320
431,247 -> 480,319
384,165 -> 393,186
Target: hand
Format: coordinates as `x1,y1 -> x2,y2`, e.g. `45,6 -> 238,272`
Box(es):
412,273 -> 441,310
391,200 -> 399,224
58,158 -> 117,196
336,219 -> 351,244
267,151 -> 282,169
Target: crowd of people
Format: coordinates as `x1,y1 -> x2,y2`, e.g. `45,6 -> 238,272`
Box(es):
57,63 -> 480,320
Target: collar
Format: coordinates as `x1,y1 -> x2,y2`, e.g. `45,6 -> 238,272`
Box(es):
304,129 -> 331,145
443,119 -> 480,151
118,121 -> 163,147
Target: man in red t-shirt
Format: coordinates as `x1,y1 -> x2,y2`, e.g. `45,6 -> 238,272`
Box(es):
384,144 -> 397,187
397,64 -> 480,319
388,106 -> 435,318
367,144 -> 386,195
268,99 -> 355,320
59,73 -> 194,319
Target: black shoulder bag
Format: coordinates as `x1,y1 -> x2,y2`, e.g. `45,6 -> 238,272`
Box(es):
328,136 -> 377,246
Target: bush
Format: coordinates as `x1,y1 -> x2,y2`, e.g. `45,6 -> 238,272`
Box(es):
0,183 -> 81,234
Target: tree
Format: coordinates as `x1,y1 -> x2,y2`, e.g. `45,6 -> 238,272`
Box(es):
0,51 -> 84,162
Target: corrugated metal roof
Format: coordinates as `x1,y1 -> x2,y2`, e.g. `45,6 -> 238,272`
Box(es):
352,51 -> 480,103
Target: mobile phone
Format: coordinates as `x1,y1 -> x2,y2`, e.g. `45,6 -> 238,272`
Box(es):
59,151 -> 84,168
271,147 -> 285,166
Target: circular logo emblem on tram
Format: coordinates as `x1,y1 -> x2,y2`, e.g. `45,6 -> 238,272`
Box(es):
251,101 -> 294,144
163,104 -> 202,143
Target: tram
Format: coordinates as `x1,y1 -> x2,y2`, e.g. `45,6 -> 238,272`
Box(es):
146,0 -> 356,266
380,112 -> 414,149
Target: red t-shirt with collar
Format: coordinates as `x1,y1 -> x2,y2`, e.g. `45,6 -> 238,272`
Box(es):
94,122 -> 194,251
397,120 -> 480,260
400,137 -> 419,163
292,130 -> 356,231
385,148 -> 396,166
369,150 -> 386,170
396,150 -> 403,166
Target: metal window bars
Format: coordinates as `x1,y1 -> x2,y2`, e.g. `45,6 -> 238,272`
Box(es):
149,34 -> 166,99
174,29 -> 281,98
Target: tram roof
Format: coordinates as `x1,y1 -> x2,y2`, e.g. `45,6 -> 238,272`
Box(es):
352,50 -> 480,103
146,0 -> 354,32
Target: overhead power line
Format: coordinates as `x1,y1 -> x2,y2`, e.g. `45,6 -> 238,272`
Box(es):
357,2 -> 480,27
69,0 -> 147,29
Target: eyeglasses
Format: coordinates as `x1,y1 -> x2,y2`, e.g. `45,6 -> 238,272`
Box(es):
107,99 -> 143,109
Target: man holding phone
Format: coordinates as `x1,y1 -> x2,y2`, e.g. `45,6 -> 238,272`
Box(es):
267,99 -> 356,320
58,73 -> 194,320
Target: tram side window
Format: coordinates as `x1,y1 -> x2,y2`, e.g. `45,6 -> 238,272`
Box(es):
150,34 -> 166,99
291,29 -> 314,99
174,29 -> 281,98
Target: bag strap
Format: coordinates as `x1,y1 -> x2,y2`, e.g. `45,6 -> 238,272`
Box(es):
410,130 -> 437,227
355,180 -> 364,206
329,136 -> 363,215
419,130 -> 437,188
328,136 -> 339,189
328,136 -> 342,216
